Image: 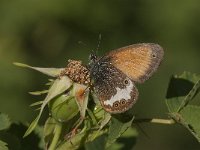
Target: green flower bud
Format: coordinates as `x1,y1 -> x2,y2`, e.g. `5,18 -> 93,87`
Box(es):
49,94 -> 79,122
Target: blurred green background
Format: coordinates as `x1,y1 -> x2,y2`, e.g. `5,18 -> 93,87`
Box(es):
0,0 -> 200,149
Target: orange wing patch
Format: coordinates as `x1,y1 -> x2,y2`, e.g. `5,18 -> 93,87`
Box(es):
107,43 -> 164,83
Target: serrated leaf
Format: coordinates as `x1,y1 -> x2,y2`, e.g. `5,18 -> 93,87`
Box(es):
0,140 -> 8,150
57,127 -> 107,150
0,132 -> 20,150
1,123 -> 44,150
57,129 -> 88,150
0,113 -> 11,131
166,72 -> 200,113
106,115 -> 135,148
56,114 -> 107,150
24,76 -> 72,137
85,134 -> 107,150
13,62 -> 64,77
179,80 -> 200,110
29,90 -> 48,95
109,127 -> 138,150
171,105 -> 200,142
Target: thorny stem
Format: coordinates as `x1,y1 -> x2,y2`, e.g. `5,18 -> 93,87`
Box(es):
48,121 -> 62,150
133,118 -> 176,125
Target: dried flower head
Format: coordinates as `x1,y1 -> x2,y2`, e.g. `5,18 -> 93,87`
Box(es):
60,59 -> 90,84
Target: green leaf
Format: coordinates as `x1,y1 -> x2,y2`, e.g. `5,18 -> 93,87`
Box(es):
13,62 -> 64,77
0,123 -> 44,150
0,132 -> 20,150
56,129 -> 88,150
166,72 -> 200,113
56,117 -> 108,150
165,72 -> 200,142
172,105 -> 200,142
24,76 -> 72,137
0,113 -> 11,131
57,128 -> 108,150
0,140 -> 8,150
109,127 -> 138,150
106,115 -> 135,148
85,134 -> 107,150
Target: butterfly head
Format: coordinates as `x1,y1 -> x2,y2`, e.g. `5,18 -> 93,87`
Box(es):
88,50 -> 98,68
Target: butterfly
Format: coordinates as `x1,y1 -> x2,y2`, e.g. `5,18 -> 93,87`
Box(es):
88,43 -> 164,114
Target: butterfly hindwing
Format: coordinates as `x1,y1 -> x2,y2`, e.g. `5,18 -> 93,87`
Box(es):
90,58 -> 138,114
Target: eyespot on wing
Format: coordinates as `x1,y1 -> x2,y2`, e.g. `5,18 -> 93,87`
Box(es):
98,78 -> 139,114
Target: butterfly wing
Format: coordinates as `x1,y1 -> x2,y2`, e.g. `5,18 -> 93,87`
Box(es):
90,59 -> 138,114
106,43 -> 164,83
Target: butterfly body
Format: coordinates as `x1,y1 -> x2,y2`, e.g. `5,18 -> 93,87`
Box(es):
89,43 -> 164,114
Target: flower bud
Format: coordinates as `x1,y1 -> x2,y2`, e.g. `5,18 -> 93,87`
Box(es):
49,93 -> 79,122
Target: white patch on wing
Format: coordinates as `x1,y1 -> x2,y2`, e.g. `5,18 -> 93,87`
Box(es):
103,79 -> 133,106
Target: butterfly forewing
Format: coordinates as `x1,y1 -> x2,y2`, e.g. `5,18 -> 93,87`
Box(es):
106,43 -> 164,83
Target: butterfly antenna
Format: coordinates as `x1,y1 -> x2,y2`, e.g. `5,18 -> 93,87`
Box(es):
78,40 -> 95,64
89,34 -> 102,63
96,33 -> 102,56
78,41 -> 88,48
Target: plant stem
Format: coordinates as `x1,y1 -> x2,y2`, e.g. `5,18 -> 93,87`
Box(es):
133,118 -> 175,125
48,121 -> 62,150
